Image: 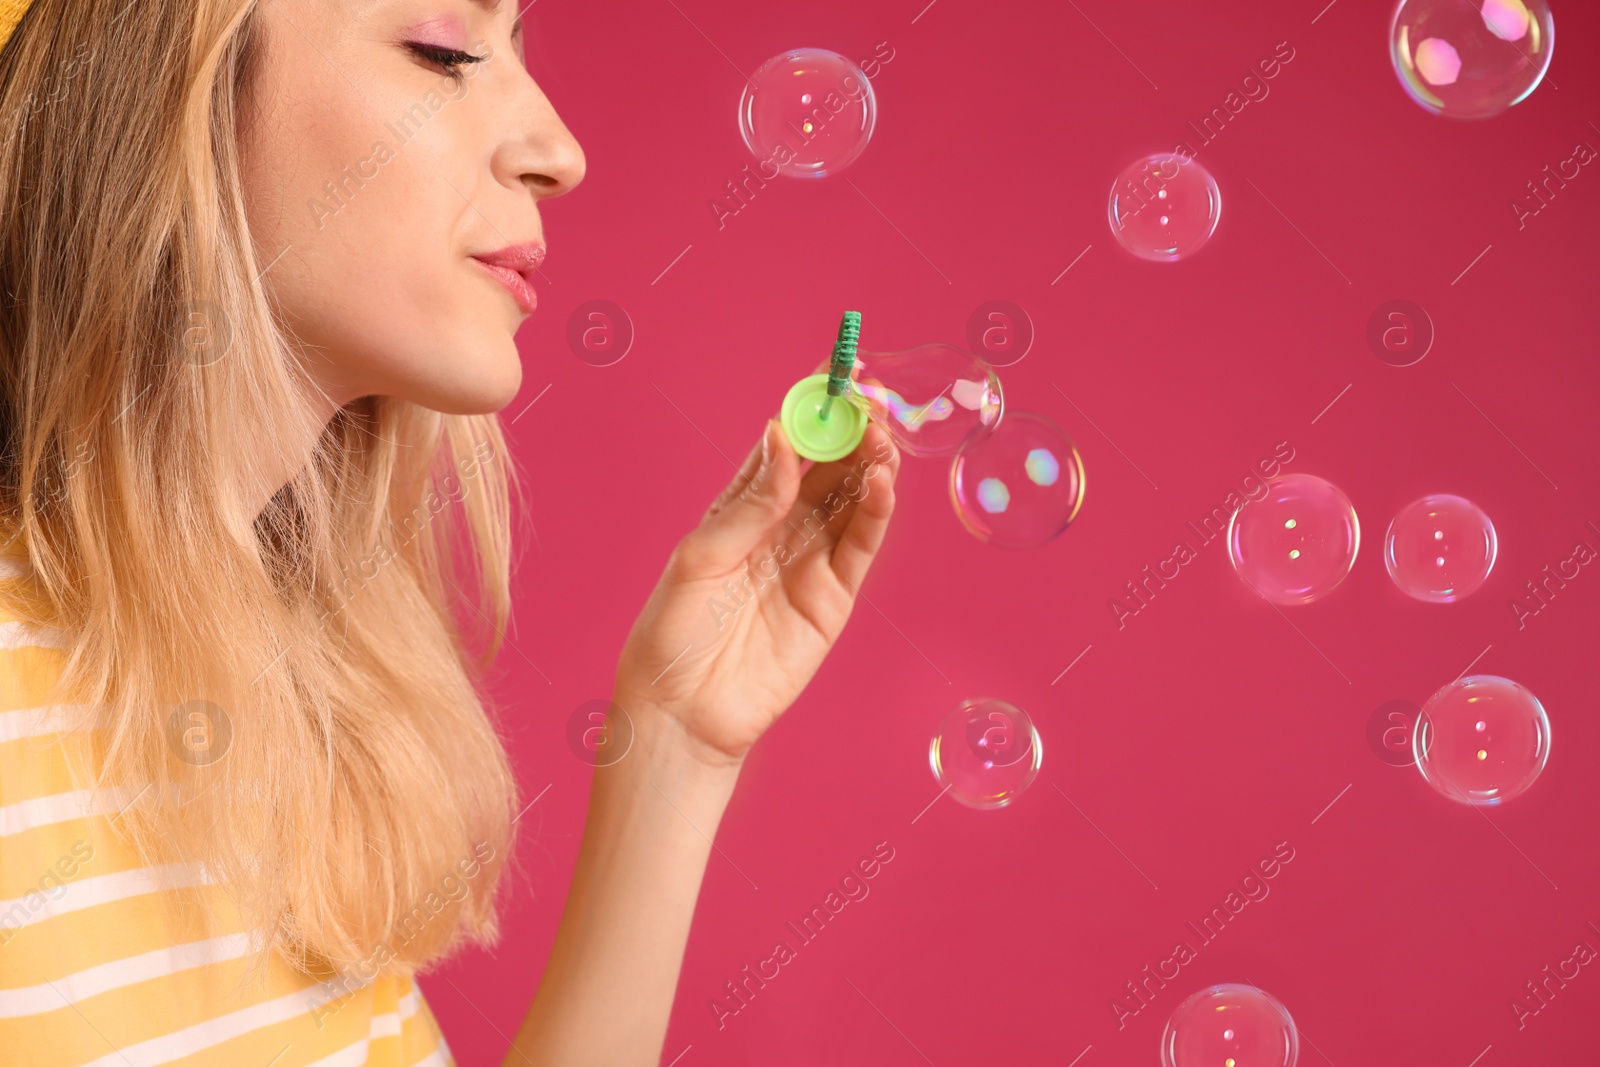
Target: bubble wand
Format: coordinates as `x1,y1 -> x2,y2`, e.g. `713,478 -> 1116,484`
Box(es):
779,311 -> 870,463
819,311 -> 861,424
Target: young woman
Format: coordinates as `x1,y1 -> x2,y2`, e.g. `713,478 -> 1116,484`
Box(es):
0,1 -> 900,1064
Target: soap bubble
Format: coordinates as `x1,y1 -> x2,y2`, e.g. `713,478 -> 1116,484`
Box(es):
950,411 -> 1084,550
1390,0 -> 1554,119
1228,473 -> 1359,604
738,48 -> 876,178
928,698 -> 1042,809
1414,675 -> 1550,805
1161,984 -> 1299,1067
1107,153 -> 1221,262
1384,493 -> 1497,602
852,345 -> 1003,458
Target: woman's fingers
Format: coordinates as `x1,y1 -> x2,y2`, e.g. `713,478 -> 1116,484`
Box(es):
677,420 -> 800,577
776,422 -> 900,579
701,429 -> 766,524
827,423 -> 900,590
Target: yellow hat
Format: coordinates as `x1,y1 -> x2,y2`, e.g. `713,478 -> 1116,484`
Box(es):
0,0 -> 32,55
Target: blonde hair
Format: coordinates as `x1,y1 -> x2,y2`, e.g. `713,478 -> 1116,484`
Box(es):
0,0 -> 526,981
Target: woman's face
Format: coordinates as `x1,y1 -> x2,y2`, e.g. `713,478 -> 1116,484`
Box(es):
240,0 -> 583,415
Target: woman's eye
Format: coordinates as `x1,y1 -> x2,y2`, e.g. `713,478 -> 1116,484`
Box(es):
405,42 -> 485,78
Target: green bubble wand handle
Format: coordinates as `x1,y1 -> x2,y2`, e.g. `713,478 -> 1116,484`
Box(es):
778,310 -> 870,463
818,310 -> 861,423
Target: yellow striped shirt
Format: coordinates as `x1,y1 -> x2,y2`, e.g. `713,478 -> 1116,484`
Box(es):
0,560 -> 456,1066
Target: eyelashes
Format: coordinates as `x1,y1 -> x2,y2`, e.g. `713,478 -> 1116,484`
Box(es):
404,41 -> 487,80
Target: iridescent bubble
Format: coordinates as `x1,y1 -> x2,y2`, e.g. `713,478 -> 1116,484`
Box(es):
1414,675 -> 1550,805
1228,473 -> 1359,605
1390,0 -> 1554,119
1107,153 -> 1221,262
950,411 -> 1084,550
738,48 -> 877,178
1384,493 -> 1497,602
1161,984 -> 1299,1067
928,698 -> 1042,809
852,345 -> 1003,458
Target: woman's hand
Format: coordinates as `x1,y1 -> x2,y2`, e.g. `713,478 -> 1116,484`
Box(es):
612,416 -> 900,769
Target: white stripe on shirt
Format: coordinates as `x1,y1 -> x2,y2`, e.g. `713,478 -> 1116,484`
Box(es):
0,619 -> 63,650
0,787 -> 133,837
0,703 -> 90,744
75,973 -> 376,1067
0,930 -> 262,1017
0,862 -> 211,932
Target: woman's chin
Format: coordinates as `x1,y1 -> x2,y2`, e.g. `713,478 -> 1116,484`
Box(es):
402,347 -> 524,416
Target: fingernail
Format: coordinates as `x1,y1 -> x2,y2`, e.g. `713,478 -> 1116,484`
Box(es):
759,420 -> 776,469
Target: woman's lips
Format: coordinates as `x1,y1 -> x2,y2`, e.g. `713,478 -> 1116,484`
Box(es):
470,256 -> 539,314
470,243 -> 544,315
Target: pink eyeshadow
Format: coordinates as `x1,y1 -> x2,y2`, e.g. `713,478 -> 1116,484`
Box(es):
403,14 -> 466,50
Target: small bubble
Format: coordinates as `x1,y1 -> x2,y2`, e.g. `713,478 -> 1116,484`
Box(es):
951,412 -> 1085,550
739,48 -> 877,178
1160,984 -> 1297,1067
1414,675 -> 1550,804
1107,153 -> 1221,262
1384,494 -> 1497,602
1229,473 -> 1359,605
1390,0 -> 1554,118
928,698 -> 1042,809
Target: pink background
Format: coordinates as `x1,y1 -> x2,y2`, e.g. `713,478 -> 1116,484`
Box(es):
424,0 -> 1600,1063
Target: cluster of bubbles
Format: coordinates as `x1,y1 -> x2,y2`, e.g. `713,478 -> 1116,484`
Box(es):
748,11 -> 1559,1061
741,2 -> 1555,262
1225,476 -> 1501,607
1228,477 -> 1550,803
847,342 -> 1084,551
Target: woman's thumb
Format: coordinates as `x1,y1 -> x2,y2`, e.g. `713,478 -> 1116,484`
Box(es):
677,420 -> 799,574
